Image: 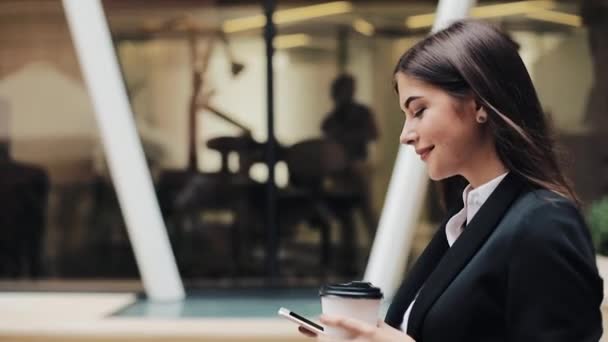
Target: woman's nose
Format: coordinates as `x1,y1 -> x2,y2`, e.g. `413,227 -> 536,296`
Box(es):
400,123 -> 417,145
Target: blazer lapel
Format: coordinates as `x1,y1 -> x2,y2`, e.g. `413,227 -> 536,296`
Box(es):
406,173 -> 526,340
385,205 -> 460,328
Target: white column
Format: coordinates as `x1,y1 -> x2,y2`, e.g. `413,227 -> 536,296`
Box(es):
62,0 -> 184,301
364,0 -> 477,299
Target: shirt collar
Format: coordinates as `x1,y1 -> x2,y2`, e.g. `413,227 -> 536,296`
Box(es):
462,172 -> 509,226
445,172 -> 509,246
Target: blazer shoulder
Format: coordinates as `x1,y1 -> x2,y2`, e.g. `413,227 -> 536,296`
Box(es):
510,189 -> 580,221
506,189 -> 593,256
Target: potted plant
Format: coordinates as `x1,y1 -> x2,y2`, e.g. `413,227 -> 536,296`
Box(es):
588,196 -> 608,297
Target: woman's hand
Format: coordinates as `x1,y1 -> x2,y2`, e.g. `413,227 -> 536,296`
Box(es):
316,315 -> 415,342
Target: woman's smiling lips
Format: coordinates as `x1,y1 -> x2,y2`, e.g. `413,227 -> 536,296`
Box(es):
416,146 -> 434,161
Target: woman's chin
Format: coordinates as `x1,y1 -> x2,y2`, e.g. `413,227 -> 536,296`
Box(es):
427,168 -> 452,181
428,173 -> 444,181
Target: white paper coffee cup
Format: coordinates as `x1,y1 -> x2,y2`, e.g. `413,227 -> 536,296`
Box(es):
319,281 -> 383,338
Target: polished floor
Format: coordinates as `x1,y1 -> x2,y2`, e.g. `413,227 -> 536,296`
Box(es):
0,290 -> 311,341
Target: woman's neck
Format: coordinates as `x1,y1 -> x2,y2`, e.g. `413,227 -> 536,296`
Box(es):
462,146 -> 508,189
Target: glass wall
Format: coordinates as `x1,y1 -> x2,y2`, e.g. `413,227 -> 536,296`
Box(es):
1,0 -> 604,290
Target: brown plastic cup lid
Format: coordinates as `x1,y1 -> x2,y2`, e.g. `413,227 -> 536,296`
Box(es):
319,281 -> 383,299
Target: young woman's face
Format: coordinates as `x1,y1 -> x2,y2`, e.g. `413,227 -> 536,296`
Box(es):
395,72 -> 487,181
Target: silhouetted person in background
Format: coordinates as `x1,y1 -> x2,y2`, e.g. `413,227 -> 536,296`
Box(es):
321,74 -> 378,273
322,74 -> 378,163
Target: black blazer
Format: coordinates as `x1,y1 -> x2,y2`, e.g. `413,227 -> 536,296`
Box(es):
385,173 -> 603,342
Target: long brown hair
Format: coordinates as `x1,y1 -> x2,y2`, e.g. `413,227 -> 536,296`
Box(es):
393,19 -> 578,207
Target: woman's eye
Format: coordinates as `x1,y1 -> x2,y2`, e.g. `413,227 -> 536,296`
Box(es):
414,108 -> 426,117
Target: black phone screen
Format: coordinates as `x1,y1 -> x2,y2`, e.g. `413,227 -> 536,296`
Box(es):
290,311 -> 325,331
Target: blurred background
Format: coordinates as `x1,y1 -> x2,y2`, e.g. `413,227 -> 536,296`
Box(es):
0,0 -> 606,295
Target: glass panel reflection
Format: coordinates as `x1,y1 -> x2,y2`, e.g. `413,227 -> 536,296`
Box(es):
2,0 -> 605,291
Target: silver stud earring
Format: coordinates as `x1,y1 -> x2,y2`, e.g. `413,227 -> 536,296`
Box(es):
477,115 -> 487,123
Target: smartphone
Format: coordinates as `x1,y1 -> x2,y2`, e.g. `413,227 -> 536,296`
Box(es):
277,307 -> 325,335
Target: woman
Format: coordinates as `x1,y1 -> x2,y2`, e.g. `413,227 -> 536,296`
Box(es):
307,19 -> 604,341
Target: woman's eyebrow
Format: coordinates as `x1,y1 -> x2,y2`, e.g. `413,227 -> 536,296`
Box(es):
404,96 -> 422,111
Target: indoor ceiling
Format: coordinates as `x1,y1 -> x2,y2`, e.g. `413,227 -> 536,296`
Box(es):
0,0 -> 586,42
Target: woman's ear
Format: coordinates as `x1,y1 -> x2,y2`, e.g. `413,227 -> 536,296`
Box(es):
475,100 -> 482,112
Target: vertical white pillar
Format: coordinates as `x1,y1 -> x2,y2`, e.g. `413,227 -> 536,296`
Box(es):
62,0 -> 184,301
364,0 -> 477,299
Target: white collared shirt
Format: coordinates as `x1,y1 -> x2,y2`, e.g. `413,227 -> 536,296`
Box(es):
400,172 -> 509,332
